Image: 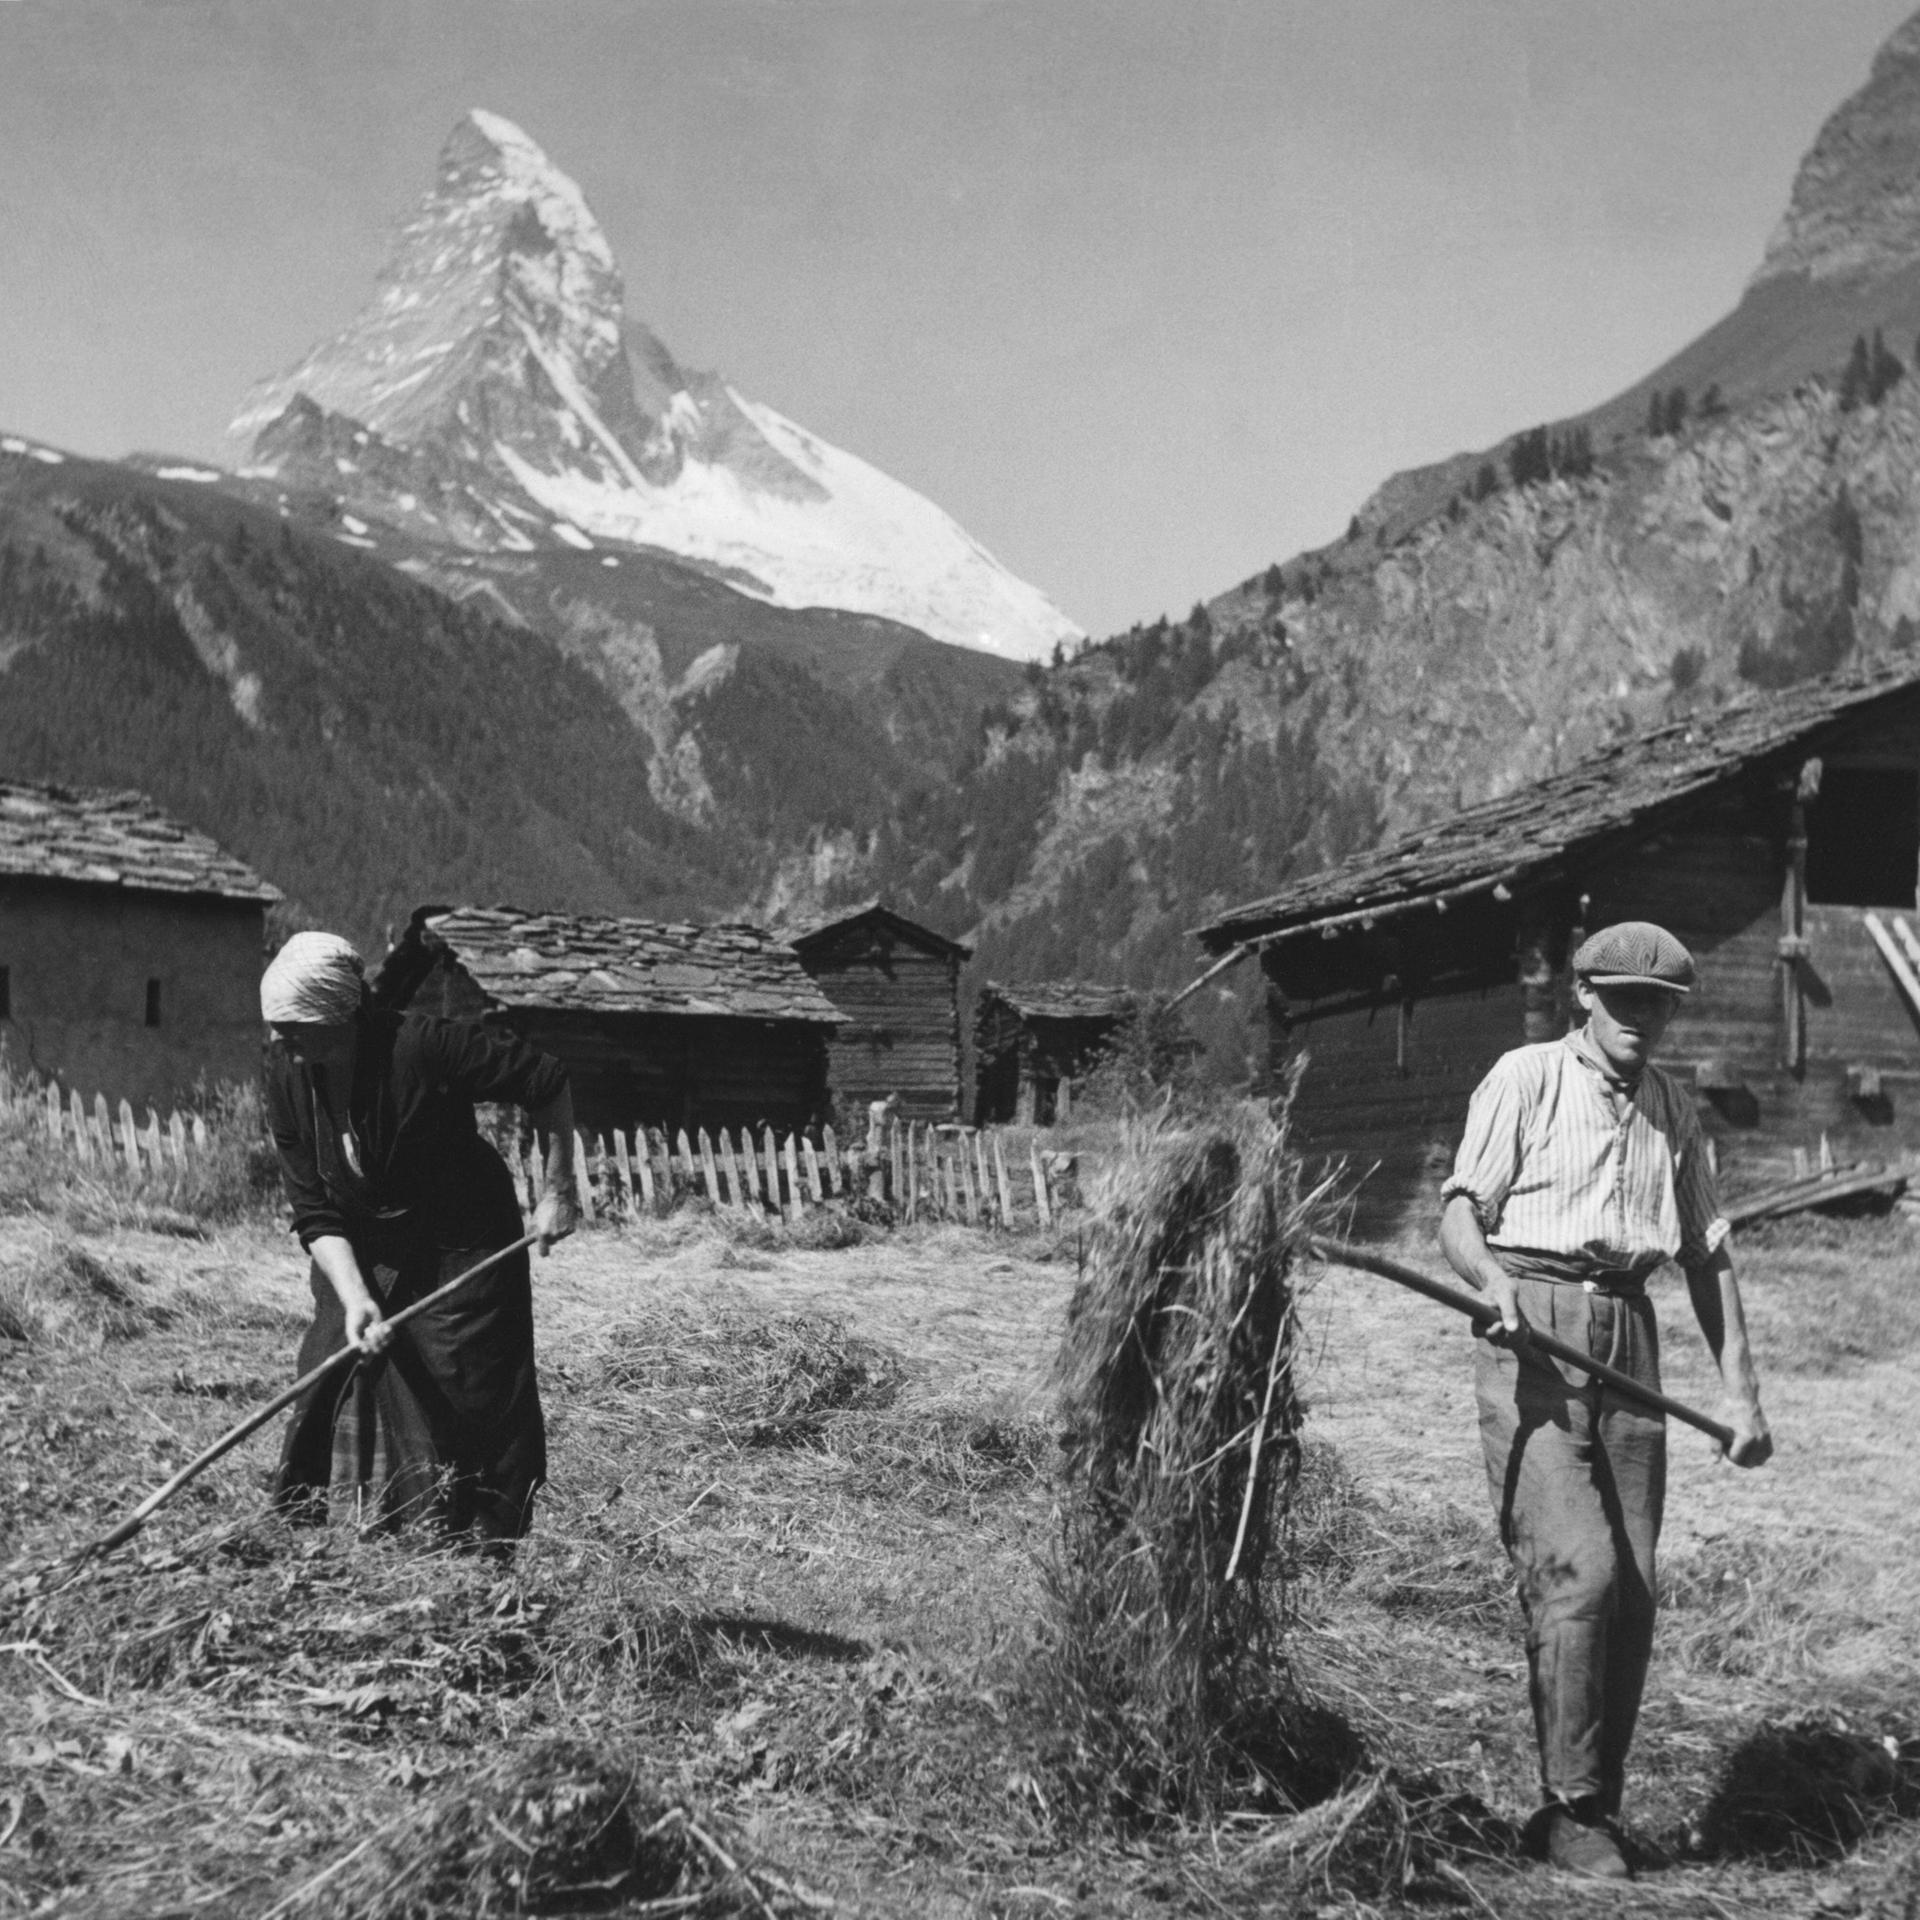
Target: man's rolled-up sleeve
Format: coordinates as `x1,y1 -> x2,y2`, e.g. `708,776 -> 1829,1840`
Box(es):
1440,1055 -> 1529,1235
1671,1097 -> 1731,1267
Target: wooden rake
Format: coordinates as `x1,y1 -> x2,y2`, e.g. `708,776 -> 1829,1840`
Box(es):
1309,1236 -> 1736,1450
66,1229 -> 545,1569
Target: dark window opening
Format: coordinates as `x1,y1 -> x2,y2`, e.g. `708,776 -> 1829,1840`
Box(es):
145,979 -> 162,1028
0,966 -> 9,1020
1807,766 -> 1920,907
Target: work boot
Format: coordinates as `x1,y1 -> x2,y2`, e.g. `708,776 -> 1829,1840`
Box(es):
1545,1802 -> 1631,1880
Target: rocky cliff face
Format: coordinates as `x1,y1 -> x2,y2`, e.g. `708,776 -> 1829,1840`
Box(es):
868,7 -> 1920,1076
1756,15 -> 1920,287
230,111 -> 1080,660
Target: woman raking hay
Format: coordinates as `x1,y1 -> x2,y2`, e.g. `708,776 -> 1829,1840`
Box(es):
261,931 -> 579,1542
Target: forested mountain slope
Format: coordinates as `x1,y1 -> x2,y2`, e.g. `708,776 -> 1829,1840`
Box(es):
0,439 -> 1017,951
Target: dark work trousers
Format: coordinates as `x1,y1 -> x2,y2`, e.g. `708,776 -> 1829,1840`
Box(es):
1474,1259 -> 1666,1816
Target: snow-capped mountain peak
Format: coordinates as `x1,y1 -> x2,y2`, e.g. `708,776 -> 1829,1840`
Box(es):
229,111 -> 1081,659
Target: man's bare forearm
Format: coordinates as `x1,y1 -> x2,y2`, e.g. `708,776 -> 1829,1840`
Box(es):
1681,1244 -> 1762,1408
1441,1193 -> 1524,1336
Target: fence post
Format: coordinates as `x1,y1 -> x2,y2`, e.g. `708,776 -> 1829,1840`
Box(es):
783,1133 -> 804,1221
571,1131 -> 593,1219
889,1119 -> 905,1209
904,1121 -> 919,1223
992,1131 -> 1014,1229
168,1110 -> 188,1175
955,1129 -> 978,1223
613,1129 -> 635,1218
696,1129 -> 721,1208
801,1133 -> 824,1205
45,1082 -> 61,1145
759,1127 -> 779,1215
1030,1140 -> 1053,1231
866,1102 -> 887,1203
68,1089 -> 91,1167
634,1129 -> 656,1213
821,1124 -> 840,1197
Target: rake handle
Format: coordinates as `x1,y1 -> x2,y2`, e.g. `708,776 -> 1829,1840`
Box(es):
74,1230 -> 544,1565
1308,1235 -> 1737,1451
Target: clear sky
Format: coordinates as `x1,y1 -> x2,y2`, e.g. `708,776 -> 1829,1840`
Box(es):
0,0 -> 1913,638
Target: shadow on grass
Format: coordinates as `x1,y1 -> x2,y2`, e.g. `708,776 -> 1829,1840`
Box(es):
690,1613 -> 869,1662
1697,1718 -> 1920,1864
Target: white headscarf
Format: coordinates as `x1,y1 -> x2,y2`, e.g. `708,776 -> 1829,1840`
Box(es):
260,931 -> 366,1026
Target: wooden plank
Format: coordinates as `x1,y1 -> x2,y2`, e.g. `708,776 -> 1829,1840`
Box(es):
46,1082 -> 62,1145
992,1131 -> 1014,1227
676,1130 -> 697,1204
783,1133 -> 804,1221
718,1128 -> 745,1210
698,1129 -> 723,1208
975,1131 -> 993,1225
1863,913 -> 1920,1028
1030,1139 -> 1053,1230
801,1133 -> 825,1205
168,1110 -> 188,1174
651,1129 -> 672,1205
93,1093 -> 112,1164
821,1124 -> 840,1196
741,1128 -> 765,1209
192,1114 -> 209,1153
70,1087 -> 92,1162
762,1127 -> 781,1215
573,1131 -> 595,1219
635,1129 -> 656,1212
956,1130 -> 979,1223
906,1121 -> 920,1223
144,1109 -> 163,1179
889,1119 -> 904,1208
613,1128 -> 636,1217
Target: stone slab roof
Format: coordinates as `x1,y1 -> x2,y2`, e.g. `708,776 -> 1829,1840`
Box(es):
0,778 -> 279,904
1198,657 -> 1920,952
778,898 -> 973,960
981,979 -> 1138,1023
399,905 -> 849,1023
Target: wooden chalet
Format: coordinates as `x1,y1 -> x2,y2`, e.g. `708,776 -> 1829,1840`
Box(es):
0,778 -> 278,1107
779,900 -> 972,1122
1196,659 -> 1920,1222
374,906 -> 846,1135
973,980 -> 1139,1126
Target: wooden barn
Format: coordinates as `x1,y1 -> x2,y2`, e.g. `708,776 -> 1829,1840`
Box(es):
1195,660 -> 1920,1226
973,980 -> 1139,1125
374,905 -> 845,1136
779,901 -> 971,1121
0,778 -> 278,1108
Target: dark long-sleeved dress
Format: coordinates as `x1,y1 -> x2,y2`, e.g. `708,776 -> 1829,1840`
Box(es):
266,1011 -> 568,1541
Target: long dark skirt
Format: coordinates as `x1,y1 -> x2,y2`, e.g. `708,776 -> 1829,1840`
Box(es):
274,1229 -> 545,1542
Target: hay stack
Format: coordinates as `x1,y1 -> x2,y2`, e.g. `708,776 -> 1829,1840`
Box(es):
1043,1101 -> 1324,1819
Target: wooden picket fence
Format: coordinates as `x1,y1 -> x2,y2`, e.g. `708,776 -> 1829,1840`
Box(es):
507,1118 -> 1073,1231
30,1078 -> 213,1186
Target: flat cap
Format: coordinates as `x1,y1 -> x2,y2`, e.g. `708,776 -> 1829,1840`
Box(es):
1572,920 -> 1695,994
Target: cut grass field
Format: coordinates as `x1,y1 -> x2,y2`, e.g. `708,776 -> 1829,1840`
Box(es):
2,1194 -> 1918,1917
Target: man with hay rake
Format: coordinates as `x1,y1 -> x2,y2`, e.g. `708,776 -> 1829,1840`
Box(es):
1440,921 -> 1771,1881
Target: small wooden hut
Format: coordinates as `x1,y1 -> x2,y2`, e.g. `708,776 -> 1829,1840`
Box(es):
375,906 -> 846,1135
1195,659 -> 1920,1225
779,900 -> 971,1121
972,980 -> 1138,1125
0,778 -> 278,1108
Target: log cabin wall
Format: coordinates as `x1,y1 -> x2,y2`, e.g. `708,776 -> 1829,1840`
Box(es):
1268,969 -> 1527,1233
794,925 -> 962,1122
500,1009 -> 831,1136
1582,716 -> 1920,1187
971,996 -> 1030,1126
0,878 -> 268,1108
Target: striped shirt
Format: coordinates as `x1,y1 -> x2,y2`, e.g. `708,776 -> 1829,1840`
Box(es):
1442,1034 -> 1730,1271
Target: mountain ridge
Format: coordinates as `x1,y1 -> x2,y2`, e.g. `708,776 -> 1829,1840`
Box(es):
229,109 -> 1080,662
